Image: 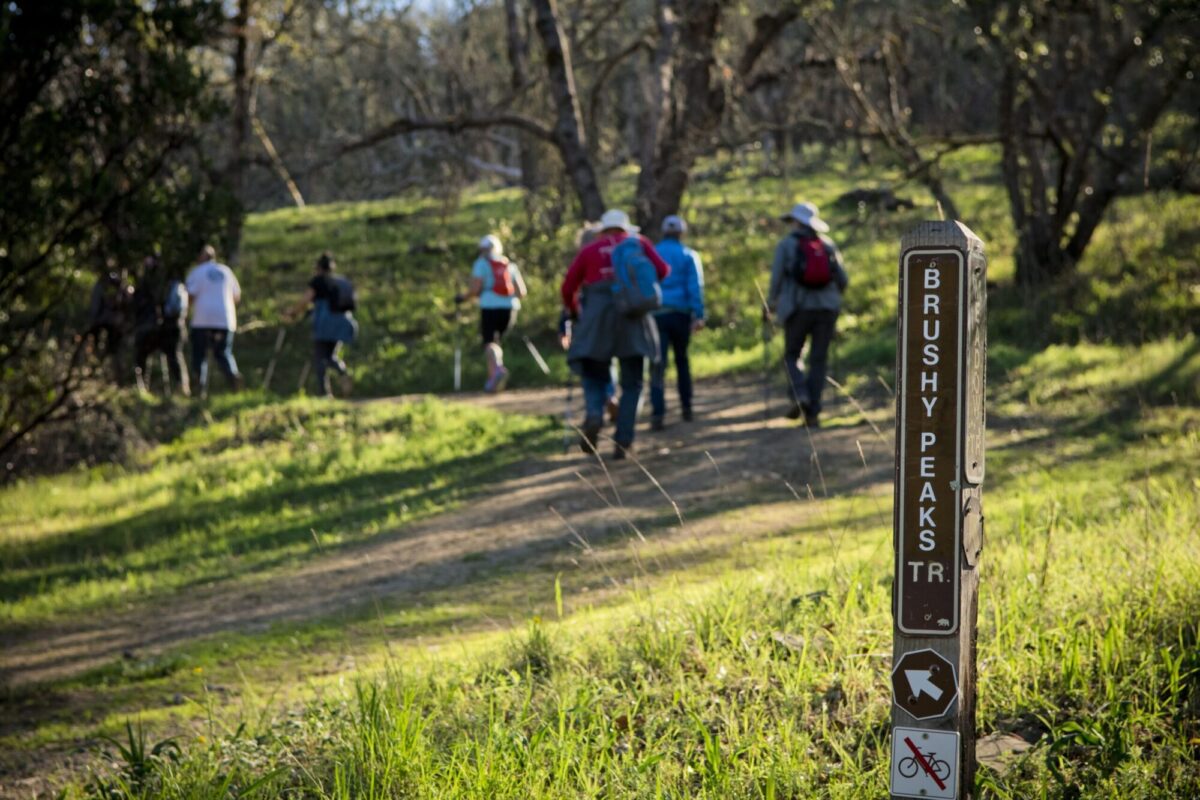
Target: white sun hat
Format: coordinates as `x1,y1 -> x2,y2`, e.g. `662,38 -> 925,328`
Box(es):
661,214 -> 686,235
478,234 -> 503,256
599,208 -> 639,233
781,202 -> 830,233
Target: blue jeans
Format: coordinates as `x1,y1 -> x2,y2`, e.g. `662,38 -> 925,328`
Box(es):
314,340 -> 347,396
650,311 -> 693,418
581,356 -> 643,447
190,327 -> 240,391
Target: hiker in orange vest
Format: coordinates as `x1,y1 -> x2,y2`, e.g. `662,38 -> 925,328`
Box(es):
464,235 -> 527,392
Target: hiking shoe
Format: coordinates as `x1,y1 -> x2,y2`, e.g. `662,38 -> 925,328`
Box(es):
650,416 -> 665,432
681,408 -> 694,422
612,442 -> 632,461
804,411 -> 820,429
785,403 -> 802,420
605,396 -> 619,424
579,417 -> 602,454
484,366 -> 509,393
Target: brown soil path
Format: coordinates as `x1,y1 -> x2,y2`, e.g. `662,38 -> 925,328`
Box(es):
0,379 -> 892,692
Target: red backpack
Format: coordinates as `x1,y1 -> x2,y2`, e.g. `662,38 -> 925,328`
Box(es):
488,258 -> 515,296
793,234 -> 832,288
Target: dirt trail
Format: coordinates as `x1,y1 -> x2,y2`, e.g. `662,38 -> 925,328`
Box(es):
0,379 -> 893,691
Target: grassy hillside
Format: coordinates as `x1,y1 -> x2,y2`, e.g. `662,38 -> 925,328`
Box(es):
1,154 -> 1198,798
230,146 -> 1199,397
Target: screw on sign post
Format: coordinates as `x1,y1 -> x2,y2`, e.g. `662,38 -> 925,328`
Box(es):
890,222 -> 986,800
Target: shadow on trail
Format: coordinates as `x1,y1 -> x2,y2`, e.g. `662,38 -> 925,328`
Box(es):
0,379 -> 894,692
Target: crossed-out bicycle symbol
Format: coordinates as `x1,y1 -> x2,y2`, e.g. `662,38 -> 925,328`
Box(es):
897,748 -> 952,780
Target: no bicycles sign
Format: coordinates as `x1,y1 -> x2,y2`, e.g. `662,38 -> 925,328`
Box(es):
891,727 -> 959,799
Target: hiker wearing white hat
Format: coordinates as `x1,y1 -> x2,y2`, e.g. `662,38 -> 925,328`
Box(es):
650,214 -> 707,430
561,208 -> 670,459
767,201 -> 849,427
464,233 -> 527,392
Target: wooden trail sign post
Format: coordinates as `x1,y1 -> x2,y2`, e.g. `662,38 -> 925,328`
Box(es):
890,222 -> 986,800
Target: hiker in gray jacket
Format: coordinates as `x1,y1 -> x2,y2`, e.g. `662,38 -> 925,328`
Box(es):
767,202 -> 849,428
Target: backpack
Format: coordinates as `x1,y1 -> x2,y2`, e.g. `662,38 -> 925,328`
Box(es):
331,276 -> 356,313
162,279 -> 187,320
792,234 -> 833,288
488,258 -> 515,297
610,236 -> 662,318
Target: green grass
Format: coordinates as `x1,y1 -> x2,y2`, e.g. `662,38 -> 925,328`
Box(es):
0,395 -> 557,625
1,337 -> 1194,798
55,396 -> 1200,798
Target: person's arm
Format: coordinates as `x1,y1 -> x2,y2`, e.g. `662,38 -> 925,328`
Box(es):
829,242 -> 849,292
287,287 -> 315,322
230,269 -> 241,305
767,238 -> 790,311
464,259 -> 485,300
561,249 -> 588,315
512,263 -> 528,300
641,235 -> 670,280
185,269 -> 198,304
687,250 -> 706,327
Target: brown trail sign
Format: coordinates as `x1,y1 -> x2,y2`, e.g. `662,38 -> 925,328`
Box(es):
891,222 -> 986,800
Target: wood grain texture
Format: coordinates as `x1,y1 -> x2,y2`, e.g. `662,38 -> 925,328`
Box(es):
892,221 -> 986,800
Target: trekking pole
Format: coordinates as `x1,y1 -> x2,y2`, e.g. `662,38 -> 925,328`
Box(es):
754,281 -> 773,420
523,335 -> 551,376
263,325 -> 288,392
451,276 -> 465,393
562,318 -> 574,452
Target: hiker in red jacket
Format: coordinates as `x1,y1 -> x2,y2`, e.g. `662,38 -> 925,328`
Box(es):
561,209 -> 669,459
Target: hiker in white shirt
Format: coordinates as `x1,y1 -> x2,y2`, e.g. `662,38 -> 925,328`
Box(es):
185,244 -> 243,394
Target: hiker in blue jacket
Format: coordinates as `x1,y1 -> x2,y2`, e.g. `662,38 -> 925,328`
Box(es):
289,252 -> 358,397
767,202 -> 848,428
650,214 -> 706,430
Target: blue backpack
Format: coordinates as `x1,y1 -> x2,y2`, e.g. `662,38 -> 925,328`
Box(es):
162,280 -> 187,320
610,237 -> 662,318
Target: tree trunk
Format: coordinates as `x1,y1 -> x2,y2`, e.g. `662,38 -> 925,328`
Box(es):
638,0 -> 723,231
532,0 -> 605,221
504,0 -> 540,192
633,0 -> 677,227
226,0 -> 252,265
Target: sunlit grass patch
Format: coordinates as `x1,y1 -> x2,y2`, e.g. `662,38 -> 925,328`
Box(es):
0,397 -> 556,624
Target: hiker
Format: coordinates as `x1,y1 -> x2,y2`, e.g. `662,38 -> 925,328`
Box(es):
185,244 -> 243,395
463,234 -> 527,392
767,202 -> 849,428
86,261 -> 134,384
132,253 -> 190,396
561,208 -> 669,459
559,222 -> 617,422
650,214 -> 706,430
288,251 -> 358,397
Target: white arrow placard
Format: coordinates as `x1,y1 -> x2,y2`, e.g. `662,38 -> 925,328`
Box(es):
905,669 -> 943,701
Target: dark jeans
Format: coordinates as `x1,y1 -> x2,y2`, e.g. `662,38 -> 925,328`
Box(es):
650,311 -> 693,419
190,327 -> 240,391
783,308 -> 838,414
314,340 -> 348,396
135,323 -> 189,396
581,356 -> 643,447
